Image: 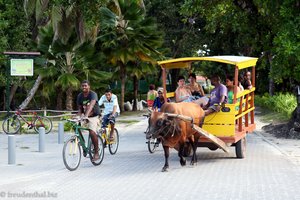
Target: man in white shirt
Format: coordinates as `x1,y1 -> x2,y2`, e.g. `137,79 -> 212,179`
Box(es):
98,89 -> 120,141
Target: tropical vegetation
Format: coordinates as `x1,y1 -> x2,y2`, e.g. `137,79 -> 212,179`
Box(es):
0,0 -> 299,117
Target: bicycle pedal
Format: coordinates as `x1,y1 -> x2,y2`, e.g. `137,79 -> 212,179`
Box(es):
83,151 -> 87,157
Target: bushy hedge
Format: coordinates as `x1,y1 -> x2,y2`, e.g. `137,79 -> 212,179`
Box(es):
255,93 -> 297,118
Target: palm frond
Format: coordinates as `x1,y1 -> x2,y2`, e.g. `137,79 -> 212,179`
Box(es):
99,7 -> 117,28
24,0 -> 36,17
35,0 -> 49,22
55,73 -> 80,90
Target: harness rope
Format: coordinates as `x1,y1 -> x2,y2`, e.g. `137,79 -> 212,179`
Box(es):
152,120 -> 177,139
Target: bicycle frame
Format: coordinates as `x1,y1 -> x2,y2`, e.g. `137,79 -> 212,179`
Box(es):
100,124 -> 114,144
14,111 -> 39,126
70,122 -> 92,153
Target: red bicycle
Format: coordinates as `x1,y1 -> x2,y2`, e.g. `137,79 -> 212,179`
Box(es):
2,110 -> 53,134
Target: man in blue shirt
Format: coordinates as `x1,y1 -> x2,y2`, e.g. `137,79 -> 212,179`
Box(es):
203,75 -> 228,116
98,89 -> 120,141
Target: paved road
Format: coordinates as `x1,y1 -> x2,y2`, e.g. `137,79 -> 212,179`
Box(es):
0,119 -> 300,200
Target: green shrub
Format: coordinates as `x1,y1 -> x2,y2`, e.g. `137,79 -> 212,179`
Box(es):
60,114 -> 73,132
255,93 -> 296,118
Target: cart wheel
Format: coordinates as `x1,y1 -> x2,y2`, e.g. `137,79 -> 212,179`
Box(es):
182,143 -> 192,157
235,137 -> 246,158
208,146 -> 219,151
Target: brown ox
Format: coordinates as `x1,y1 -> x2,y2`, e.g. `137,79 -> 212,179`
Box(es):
146,102 -> 205,172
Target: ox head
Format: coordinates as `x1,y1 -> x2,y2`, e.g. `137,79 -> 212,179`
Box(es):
145,110 -> 181,140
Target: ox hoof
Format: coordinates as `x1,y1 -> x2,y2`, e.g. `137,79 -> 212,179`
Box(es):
162,166 -> 169,172
190,161 -> 197,166
180,159 -> 186,166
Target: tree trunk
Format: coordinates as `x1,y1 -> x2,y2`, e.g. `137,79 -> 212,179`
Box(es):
132,75 -> 138,111
268,54 -> 275,96
19,75 -> 43,109
2,88 -> 6,110
170,69 -> 180,91
56,87 -> 63,110
119,62 -> 126,112
8,84 -> 19,110
65,87 -> 73,111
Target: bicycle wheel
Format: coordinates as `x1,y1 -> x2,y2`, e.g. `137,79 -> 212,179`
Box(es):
109,128 -> 119,155
2,115 -> 21,134
62,137 -> 81,171
148,137 -> 159,153
89,135 -> 104,166
34,116 -> 53,134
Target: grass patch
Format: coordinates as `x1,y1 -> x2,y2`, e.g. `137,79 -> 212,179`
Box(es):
259,108 -> 289,124
118,120 -> 140,124
119,109 -> 148,117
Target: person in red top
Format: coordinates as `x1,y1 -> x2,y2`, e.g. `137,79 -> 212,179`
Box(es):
147,84 -> 158,108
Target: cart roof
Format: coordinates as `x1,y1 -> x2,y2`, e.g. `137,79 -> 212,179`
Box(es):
157,56 -> 258,70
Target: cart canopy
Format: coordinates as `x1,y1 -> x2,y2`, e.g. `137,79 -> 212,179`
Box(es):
158,56 -> 258,70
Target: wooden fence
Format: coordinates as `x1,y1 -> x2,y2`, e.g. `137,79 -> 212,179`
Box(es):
0,110 -> 77,118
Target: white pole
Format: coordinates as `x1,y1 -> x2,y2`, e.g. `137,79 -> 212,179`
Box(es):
39,127 -> 45,152
58,122 -> 64,144
8,135 -> 16,165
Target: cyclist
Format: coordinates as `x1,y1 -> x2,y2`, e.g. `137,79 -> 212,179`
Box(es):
76,80 -> 101,161
98,89 -> 120,141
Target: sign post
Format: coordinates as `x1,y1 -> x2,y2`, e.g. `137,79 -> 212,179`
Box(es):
3,52 -> 40,115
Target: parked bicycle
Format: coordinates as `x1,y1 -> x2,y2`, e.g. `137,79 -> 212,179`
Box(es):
97,122 -> 119,155
2,109 -> 53,134
62,118 -> 104,171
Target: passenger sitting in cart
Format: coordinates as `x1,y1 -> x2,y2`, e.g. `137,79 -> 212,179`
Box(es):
152,88 -> 170,112
226,75 -> 241,104
175,76 -> 208,106
202,75 -> 228,116
187,73 -> 205,99
175,75 -> 194,103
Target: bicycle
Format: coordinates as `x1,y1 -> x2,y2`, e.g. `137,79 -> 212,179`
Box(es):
62,118 -> 104,171
2,109 -> 53,134
97,120 -> 119,155
147,135 -> 160,153
143,113 -> 160,153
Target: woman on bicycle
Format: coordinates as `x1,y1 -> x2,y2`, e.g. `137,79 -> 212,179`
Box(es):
98,89 -> 120,141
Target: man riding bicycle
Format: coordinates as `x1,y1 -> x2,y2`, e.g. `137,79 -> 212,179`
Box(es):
76,80 -> 101,161
98,89 -> 120,141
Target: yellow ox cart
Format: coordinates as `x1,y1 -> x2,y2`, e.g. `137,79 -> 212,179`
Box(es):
158,56 -> 258,158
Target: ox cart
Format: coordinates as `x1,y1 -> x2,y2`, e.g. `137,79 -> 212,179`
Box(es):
157,56 -> 258,158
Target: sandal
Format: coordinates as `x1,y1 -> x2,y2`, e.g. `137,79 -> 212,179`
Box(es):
92,153 -> 100,162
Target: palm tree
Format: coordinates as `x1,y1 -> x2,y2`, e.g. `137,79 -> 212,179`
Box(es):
98,0 -> 163,111
17,0 -> 50,109
36,23 -> 111,110
20,1 -> 105,110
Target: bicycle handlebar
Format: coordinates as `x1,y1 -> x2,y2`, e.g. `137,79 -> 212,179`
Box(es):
67,117 -> 89,123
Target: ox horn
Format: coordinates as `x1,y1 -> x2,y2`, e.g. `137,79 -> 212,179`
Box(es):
164,113 -> 193,122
